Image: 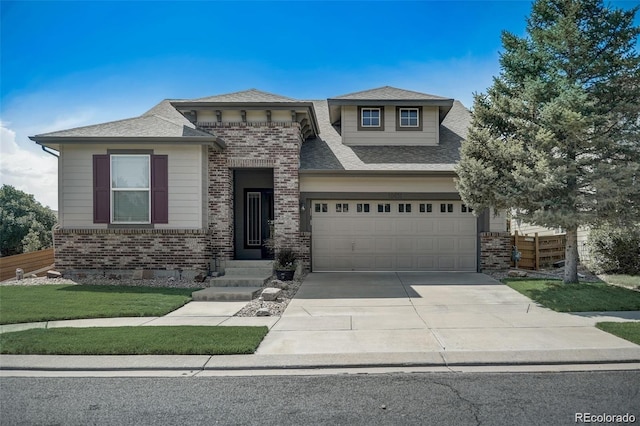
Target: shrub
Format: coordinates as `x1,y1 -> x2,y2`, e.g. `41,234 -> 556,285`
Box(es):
587,224 -> 640,275
275,248 -> 297,271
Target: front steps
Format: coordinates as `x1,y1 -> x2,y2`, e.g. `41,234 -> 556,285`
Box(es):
191,260 -> 273,302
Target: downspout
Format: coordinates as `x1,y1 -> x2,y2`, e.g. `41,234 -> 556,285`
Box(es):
41,145 -> 60,157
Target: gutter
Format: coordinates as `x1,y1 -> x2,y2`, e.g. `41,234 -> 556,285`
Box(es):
29,136 -> 226,151
299,169 -> 458,177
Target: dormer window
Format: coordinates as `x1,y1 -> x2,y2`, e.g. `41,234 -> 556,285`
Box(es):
358,107 -> 384,131
396,107 -> 423,131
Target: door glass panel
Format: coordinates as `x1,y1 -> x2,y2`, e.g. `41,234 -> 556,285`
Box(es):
247,192 -> 261,246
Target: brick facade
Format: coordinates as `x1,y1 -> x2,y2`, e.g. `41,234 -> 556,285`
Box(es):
299,232 -> 311,271
479,232 -> 512,271
200,122 -> 303,261
53,228 -> 211,277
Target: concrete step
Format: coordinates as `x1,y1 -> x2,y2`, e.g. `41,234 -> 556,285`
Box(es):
225,260 -> 273,269
210,275 -> 271,287
192,287 -> 262,302
225,267 -> 273,276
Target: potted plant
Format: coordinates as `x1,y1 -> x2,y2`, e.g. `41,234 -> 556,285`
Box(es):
274,248 -> 297,281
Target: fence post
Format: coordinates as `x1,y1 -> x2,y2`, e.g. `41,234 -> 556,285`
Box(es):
534,232 -> 540,271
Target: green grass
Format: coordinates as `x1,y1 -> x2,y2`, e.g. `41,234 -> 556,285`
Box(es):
503,279 -> 640,312
596,322 -> 640,345
599,275 -> 640,288
0,326 -> 268,355
0,285 -> 197,324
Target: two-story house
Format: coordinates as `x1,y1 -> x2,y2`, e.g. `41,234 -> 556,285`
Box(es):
30,86 -> 509,279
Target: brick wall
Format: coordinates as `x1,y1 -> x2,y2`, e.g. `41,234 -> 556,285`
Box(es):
299,232 -> 311,272
54,229 -> 211,273
200,122 -> 303,260
479,231 -> 511,271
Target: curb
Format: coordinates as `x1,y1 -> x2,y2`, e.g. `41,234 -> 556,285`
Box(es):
2,348 -> 640,372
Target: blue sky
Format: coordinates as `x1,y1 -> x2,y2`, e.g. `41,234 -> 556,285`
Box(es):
1,0 -> 638,209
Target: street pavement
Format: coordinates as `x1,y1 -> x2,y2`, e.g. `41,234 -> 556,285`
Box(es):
1,272 -> 639,373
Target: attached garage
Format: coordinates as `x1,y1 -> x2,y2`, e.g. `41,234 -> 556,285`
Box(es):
311,200 -> 477,271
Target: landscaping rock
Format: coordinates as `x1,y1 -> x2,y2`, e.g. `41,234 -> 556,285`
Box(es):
256,308 -> 271,316
508,269 -> 528,278
47,270 -> 62,279
261,287 -> 282,301
270,279 -> 289,290
193,273 -> 207,283
29,274 -> 37,279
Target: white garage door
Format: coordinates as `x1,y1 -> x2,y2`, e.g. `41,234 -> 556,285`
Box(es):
312,200 -> 477,271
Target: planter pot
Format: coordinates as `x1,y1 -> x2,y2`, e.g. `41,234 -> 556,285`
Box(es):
275,270 -> 295,281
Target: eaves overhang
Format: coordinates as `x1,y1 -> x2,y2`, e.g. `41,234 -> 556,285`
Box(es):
29,136 -> 227,151
170,100 -> 320,138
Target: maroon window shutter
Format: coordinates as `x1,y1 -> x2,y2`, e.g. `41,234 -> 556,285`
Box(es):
93,155 -> 110,223
151,155 -> 169,224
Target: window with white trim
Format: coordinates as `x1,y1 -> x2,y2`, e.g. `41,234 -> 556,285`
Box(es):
361,108 -> 381,127
399,108 -> 419,127
111,155 -> 151,223
357,203 -> 370,213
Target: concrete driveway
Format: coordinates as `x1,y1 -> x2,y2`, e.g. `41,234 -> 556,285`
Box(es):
256,272 -> 639,356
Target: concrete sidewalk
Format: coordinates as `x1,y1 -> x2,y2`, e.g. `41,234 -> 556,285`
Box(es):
1,272 -> 639,373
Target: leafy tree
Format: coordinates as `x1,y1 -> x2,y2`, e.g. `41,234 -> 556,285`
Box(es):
0,185 -> 57,256
456,0 -> 640,283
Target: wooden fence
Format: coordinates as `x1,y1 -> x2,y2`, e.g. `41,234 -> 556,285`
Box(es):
0,248 -> 55,281
511,232 -> 566,270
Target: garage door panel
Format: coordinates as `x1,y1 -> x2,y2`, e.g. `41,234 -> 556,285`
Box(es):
375,238 -> 394,251
374,256 -> 393,270
437,238 -> 456,252
352,256 -> 375,270
459,256 -> 477,270
416,256 -> 436,269
438,257 -> 456,270
416,238 -> 435,252
459,237 -> 476,251
396,219 -> 415,234
374,220 -> 394,234
312,200 -> 476,271
396,256 -> 415,269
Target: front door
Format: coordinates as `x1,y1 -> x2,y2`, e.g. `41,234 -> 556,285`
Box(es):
245,189 -> 274,259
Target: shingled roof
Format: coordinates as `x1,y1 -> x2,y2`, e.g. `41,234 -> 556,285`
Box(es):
300,100 -> 470,173
30,100 -> 222,147
327,86 -> 454,125
330,86 -> 451,101
191,89 -> 298,103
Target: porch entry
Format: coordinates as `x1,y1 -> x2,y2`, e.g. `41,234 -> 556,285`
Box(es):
233,169 -> 274,260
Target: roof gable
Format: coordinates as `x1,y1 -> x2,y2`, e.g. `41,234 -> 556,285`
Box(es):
331,86 -> 450,101
191,89 -> 298,103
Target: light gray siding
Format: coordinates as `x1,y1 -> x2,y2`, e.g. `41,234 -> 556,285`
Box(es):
58,144 -> 203,229
341,105 -> 439,146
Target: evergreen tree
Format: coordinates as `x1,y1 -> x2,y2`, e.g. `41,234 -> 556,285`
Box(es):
456,0 -> 640,283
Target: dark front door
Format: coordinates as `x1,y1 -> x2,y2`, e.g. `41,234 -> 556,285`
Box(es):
245,189 -> 274,259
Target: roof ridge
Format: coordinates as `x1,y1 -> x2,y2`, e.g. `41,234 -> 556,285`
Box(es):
190,88 -> 298,102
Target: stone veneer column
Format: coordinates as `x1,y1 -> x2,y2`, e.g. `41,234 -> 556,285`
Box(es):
479,231 -> 512,271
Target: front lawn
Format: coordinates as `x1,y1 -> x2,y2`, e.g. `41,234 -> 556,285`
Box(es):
503,279 -> 640,312
0,326 -> 268,355
596,322 -> 640,346
0,285 -> 196,324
